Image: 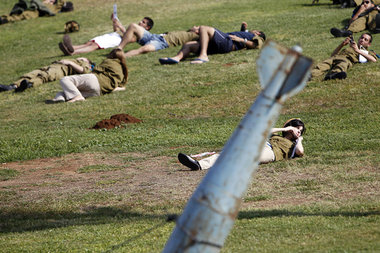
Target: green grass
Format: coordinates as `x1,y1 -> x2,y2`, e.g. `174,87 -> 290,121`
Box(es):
0,168 -> 20,181
0,0 -> 379,252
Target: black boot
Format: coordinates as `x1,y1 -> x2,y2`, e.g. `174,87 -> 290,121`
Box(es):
330,72 -> 347,80
0,17 -> 9,25
324,73 -> 333,81
330,28 -> 353,37
15,80 -> 33,92
178,153 -> 201,170
0,84 -> 16,92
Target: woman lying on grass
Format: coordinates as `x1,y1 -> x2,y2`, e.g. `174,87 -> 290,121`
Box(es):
178,118 -> 306,170
51,48 -> 128,103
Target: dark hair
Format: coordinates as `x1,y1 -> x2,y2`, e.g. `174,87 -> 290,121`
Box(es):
61,2 -> 74,12
283,119 -> 306,137
258,31 -> 266,41
144,17 -> 154,30
362,32 -> 373,43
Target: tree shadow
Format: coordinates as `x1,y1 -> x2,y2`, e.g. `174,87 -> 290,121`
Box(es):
0,206 -> 174,234
238,209 -> 380,219
300,3 -> 334,7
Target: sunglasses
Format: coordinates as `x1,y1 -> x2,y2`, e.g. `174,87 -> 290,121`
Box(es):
364,1 -> 371,3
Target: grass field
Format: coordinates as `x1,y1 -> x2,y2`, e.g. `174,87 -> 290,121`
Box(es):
0,0 -> 379,252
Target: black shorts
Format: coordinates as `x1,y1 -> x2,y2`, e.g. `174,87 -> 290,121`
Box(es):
207,29 -> 234,55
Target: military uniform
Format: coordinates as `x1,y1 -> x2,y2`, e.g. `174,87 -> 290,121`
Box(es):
163,31 -> 199,47
1,0 -> 64,24
196,135 -> 297,170
92,58 -> 127,94
269,135 -> 295,161
12,58 -> 91,88
57,57 -> 127,101
348,8 -> 379,32
354,0 -> 380,5
311,46 -> 377,77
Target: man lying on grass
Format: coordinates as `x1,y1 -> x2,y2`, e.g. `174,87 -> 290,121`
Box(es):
0,0 -> 73,25
50,49 -> 127,103
178,118 -> 305,171
59,16 -> 154,56
0,57 -> 93,93
311,32 -> 377,80
159,22 -> 266,64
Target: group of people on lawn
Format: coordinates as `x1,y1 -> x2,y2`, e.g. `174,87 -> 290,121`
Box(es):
0,0 -> 378,167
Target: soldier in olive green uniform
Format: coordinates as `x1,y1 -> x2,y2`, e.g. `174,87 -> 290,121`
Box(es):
331,0 -> 380,37
52,49 -> 127,103
177,119 -> 306,171
312,33 -> 377,80
0,0 -> 72,25
0,58 -> 92,93
348,0 -> 380,33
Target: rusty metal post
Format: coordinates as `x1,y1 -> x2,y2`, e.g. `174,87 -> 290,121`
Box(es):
163,41 -> 312,253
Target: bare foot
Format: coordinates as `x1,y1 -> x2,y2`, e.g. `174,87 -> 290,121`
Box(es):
68,95 -> 85,103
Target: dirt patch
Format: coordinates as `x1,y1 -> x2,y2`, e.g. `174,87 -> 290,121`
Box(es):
1,152 -> 379,213
91,113 -> 142,129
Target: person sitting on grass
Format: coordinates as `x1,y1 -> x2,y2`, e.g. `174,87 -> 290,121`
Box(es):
50,48 -> 127,103
0,57 -> 93,93
330,0 -> 380,37
159,23 -> 266,64
177,118 -> 305,171
0,0 -> 73,25
311,32 -> 377,81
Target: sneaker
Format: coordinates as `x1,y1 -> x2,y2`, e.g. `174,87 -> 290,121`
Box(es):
330,28 -> 352,37
63,34 -> 74,53
178,153 -> 201,171
15,80 -> 33,92
324,73 -> 333,81
58,42 -> 72,56
0,84 -> 16,92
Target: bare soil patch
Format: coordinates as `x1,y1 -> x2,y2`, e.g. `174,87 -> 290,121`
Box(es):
1,153 -> 379,212
91,113 -> 142,130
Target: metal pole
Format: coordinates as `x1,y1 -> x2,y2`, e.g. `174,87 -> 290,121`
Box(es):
163,41 -> 312,253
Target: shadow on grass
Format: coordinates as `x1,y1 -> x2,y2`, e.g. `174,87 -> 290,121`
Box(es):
0,206 -> 176,234
300,3 -> 334,7
238,209 -> 380,219
2,206 -> 379,234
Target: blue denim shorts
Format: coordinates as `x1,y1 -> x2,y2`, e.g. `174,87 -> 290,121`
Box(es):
138,30 -> 169,51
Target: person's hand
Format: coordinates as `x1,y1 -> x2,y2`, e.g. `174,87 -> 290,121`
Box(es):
284,126 -> 302,139
343,37 -> 351,46
349,40 -> 359,51
251,30 -> 261,36
229,34 -> 243,42
360,3 -> 368,11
